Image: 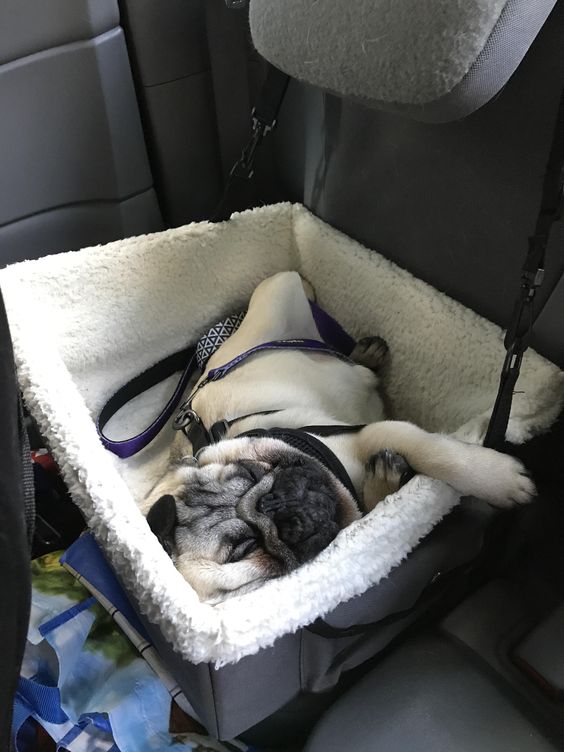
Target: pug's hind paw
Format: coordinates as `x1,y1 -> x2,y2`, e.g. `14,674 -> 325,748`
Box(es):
352,336 -> 389,371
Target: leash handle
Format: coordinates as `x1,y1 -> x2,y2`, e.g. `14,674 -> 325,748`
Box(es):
96,346 -> 198,459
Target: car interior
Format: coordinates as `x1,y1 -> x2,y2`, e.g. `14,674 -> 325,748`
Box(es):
1,2 -> 563,751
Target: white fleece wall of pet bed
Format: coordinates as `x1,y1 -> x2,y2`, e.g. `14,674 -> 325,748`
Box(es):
2,203 -> 563,665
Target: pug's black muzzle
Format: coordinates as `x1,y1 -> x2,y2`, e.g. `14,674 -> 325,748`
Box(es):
235,453 -> 344,572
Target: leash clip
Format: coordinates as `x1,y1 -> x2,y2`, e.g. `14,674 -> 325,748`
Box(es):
173,404 -> 199,431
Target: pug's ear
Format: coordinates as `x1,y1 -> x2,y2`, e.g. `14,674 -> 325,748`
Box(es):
147,494 -> 177,555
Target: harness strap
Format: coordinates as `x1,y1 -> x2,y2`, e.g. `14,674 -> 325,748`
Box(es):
484,79 -> 564,448
200,419 -> 366,456
182,410 -> 281,456
299,424 -> 366,437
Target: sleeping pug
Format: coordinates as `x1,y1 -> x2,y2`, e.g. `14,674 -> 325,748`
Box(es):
143,272 -> 534,602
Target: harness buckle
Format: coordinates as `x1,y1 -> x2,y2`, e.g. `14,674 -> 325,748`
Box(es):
173,404 -> 200,431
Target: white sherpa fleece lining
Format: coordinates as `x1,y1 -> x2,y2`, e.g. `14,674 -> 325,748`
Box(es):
1,203 -> 563,666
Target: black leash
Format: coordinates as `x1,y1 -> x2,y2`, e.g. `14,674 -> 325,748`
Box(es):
484,82 -> 564,448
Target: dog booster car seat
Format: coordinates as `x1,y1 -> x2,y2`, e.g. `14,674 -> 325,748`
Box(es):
2,0 -> 563,741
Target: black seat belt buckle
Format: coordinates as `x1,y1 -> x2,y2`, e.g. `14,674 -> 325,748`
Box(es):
501,342 -> 525,378
522,267 -> 545,290
522,234 -> 546,295
503,234 -> 547,350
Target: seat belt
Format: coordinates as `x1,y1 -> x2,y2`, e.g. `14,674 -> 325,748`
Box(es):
484,82 -> 564,448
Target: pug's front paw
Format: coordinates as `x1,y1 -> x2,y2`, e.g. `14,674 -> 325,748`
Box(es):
363,449 -> 415,511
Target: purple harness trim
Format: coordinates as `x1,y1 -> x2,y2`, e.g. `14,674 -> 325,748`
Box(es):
98,302 -> 356,459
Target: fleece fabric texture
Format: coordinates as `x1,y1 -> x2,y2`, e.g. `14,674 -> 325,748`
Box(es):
1,203 -> 563,666
250,0 -> 509,106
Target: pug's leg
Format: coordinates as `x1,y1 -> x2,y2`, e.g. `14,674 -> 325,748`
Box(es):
351,336 -> 389,372
363,449 -> 415,511
355,421 -> 535,508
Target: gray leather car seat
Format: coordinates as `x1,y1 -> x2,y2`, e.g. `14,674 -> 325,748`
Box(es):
0,0 -> 163,265
305,632 -> 561,752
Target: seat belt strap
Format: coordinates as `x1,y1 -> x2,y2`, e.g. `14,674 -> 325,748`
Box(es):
484,81 -> 564,448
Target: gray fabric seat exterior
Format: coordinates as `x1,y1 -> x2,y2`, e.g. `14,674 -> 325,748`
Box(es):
304,633 -> 561,752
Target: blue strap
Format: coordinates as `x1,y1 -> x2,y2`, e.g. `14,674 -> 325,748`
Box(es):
39,597 -> 97,638
12,680 -> 68,752
17,677 -> 68,724
12,696 -> 36,752
13,687 -> 117,752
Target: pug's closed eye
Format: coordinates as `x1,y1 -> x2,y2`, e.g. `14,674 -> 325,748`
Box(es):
228,538 -> 258,563
237,460 -> 268,483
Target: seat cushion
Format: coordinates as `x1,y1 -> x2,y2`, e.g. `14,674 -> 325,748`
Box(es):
305,633 -> 560,752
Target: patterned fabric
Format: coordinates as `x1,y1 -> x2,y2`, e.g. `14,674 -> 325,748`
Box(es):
196,312 -> 246,371
13,548 -> 254,752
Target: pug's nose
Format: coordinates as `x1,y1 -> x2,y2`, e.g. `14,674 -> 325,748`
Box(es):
257,470 -> 340,564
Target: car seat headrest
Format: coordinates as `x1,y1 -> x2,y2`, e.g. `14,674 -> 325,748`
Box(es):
249,0 -> 557,122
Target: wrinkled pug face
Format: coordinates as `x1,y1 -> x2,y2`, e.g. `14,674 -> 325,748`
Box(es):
145,437 -> 360,603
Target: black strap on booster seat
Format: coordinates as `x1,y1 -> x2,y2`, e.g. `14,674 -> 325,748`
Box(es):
207,1 -> 290,221
484,81 -> 564,448
211,64 -> 290,221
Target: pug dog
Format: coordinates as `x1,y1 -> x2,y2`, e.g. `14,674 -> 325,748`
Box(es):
143,272 -> 534,603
